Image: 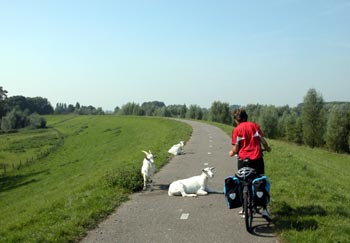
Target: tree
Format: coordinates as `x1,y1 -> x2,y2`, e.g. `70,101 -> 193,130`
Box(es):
120,102 -> 144,116
55,103 -> 66,114
245,104 -> 262,123
27,97 -> 54,114
258,105 -> 278,138
0,86 -> 8,118
1,109 -> 27,131
141,101 -> 165,116
67,104 -> 75,113
0,86 -> 8,100
179,104 -> 187,118
276,106 -> 293,138
75,102 -> 81,111
154,106 -> 171,117
210,101 -> 231,124
301,89 -> 325,148
324,105 -> 350,153
96,107 -> 105,115
186,105 -> 203,120
1,110 -> 16,131
4,96 -> 53,115
114,106 -> 121,114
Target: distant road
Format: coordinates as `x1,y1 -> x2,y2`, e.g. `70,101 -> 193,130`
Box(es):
81,120 -> 278,243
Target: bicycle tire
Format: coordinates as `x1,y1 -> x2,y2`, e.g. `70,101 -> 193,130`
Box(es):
247,191 -> 254,232
243,186 -> 252,232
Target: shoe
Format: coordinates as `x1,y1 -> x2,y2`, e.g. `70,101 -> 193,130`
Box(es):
238,209 -> 245,218
262,209 -> 272,222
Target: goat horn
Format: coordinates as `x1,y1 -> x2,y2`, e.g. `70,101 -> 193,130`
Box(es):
142,150 -> 149,156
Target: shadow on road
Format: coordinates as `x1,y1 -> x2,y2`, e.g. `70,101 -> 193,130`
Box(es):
155,184 -> 170,191
252,222 -> 276,238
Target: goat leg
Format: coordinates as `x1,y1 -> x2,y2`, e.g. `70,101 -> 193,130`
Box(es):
143,175 -> 147,191
150,179 -> 153,191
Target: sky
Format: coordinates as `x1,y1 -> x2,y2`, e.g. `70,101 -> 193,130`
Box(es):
1,0 -> 349,111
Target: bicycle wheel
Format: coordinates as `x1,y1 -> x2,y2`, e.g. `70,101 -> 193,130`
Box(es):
244,189 -> 253,233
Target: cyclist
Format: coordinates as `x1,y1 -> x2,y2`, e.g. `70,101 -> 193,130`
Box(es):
228,108 -> 272,221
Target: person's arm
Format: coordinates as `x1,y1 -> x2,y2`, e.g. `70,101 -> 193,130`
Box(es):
229,143 -> 239,157
259,136 -> 271,152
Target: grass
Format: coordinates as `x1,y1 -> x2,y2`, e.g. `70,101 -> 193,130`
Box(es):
0,115 -> 192,243
1,117 -> 349,243
214,122 -> 350,243
0,128 -> 62,173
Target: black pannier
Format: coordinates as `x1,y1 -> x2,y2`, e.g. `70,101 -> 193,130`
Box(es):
224,176 -> 242,209
252,176 -> 270,207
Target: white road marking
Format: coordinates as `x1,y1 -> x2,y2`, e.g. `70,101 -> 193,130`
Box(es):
180,213 -> 189,220
204,163 -> 209,166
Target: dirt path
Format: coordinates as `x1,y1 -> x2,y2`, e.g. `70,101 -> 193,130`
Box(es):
81,120 -> 278,243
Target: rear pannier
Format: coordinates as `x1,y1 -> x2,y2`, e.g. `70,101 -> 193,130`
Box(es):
252,176 -> 270,207
224,176 -> 242,209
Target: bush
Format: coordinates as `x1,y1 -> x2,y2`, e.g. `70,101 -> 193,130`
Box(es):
104,166 -> 143,192
29,113 -> 47,129
1,109 -> 18,131
0,110 -> 46,132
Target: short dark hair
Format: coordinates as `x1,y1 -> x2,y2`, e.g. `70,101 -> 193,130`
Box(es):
232,109 -> 248,122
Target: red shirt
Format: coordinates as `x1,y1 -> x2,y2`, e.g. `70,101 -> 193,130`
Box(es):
232,121 -> 263,160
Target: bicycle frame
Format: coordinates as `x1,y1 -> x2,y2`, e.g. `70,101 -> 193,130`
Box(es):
235,160 -> 258,233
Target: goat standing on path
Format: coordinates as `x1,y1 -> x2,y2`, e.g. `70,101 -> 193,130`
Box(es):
168,167 -> 221,197
141,150 -> 155,191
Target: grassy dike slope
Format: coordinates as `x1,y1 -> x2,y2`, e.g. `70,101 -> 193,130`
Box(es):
0,115 -> 192,243
214,122 -> 350,243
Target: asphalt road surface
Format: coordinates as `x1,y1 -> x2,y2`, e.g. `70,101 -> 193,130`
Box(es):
81,120 -> 278,243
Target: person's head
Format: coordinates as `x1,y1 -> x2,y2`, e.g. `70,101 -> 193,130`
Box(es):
232,109 -> 248,123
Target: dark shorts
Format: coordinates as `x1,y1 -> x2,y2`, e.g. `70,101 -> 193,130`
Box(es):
237,157 -> 265,175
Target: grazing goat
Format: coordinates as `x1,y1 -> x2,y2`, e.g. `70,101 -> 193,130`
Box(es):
141,150 -> 155,191
168,141 -> 185,155
168,167 -> 220,197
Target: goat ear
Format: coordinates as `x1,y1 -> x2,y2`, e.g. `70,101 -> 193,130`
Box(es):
210,167 -> 215,170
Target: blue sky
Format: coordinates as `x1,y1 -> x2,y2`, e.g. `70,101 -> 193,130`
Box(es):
1,0 -> 349,110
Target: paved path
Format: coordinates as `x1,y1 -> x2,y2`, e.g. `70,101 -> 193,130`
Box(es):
81,120 -> 278,243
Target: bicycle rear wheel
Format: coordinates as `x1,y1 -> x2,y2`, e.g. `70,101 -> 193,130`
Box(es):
244,188 -> 253,233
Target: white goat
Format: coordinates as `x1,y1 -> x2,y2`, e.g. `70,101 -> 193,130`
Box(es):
168,167 -> 219,197
168,141 -> 185,155
141,150 -> 155,191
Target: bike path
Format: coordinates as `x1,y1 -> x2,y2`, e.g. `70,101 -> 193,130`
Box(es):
81,120 -> 278,243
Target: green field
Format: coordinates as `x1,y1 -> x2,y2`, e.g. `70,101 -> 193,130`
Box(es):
0,115 -> 192,242
1,117 -> 349,243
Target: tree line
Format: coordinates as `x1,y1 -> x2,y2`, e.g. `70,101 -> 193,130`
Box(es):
1,86 -> 349,153
0,87 -> 104,132
54,102 -> 104,115
0,88 -> 51,132
114,89 -> 350,154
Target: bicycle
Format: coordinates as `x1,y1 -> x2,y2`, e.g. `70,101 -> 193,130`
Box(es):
235,159 -> 258,233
